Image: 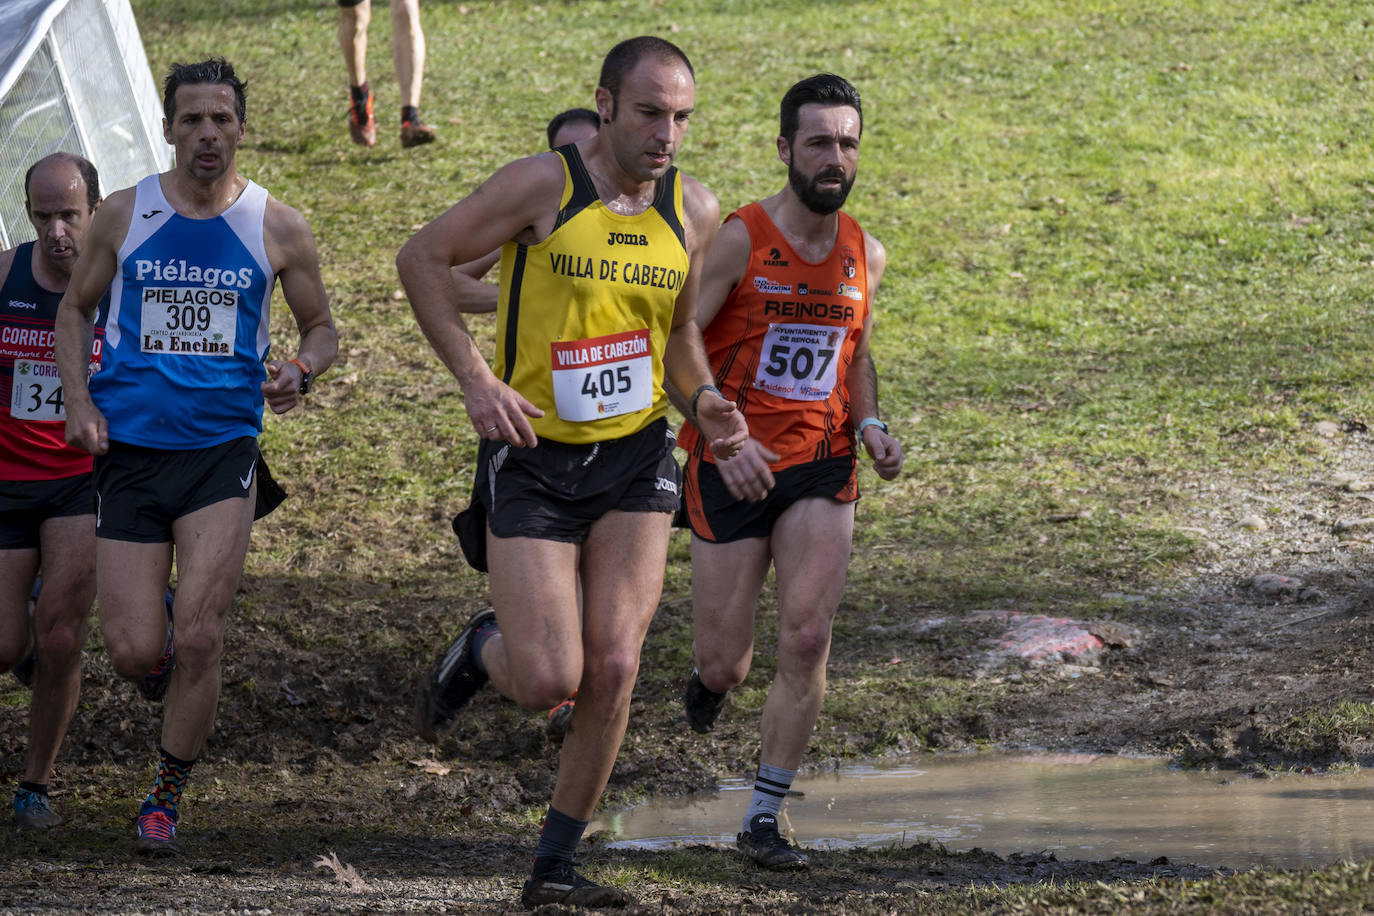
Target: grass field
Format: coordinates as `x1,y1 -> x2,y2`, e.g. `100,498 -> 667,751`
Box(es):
5,0 -> 1374,911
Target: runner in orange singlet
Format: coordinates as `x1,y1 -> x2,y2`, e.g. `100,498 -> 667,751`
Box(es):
677,73 -> 903,870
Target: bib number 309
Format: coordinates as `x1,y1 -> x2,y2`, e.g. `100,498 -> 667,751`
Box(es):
551,328 -> 653,422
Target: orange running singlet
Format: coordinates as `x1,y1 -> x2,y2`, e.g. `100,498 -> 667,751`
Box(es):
679,201 -> 870,471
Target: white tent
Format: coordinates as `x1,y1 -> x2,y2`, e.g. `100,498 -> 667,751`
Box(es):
0,0 -> 170,248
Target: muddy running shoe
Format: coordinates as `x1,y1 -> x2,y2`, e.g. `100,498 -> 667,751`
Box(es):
546,691 -> 577,742
399,115 -> 436,148
13,787 -> 60,832
136,591 -> 176,702
348,85 -> 376,147
416,607 -> 496,743
737,812 -> 808,870
520,860 -> 634,908
134,806 -> 181,857
12,579 -> 39,687
683,669 -> 727,734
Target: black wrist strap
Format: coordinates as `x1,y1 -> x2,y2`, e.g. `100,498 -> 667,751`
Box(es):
690,383 -> 720,420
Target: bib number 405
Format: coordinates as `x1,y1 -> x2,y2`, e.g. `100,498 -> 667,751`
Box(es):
581,365 -> 633,398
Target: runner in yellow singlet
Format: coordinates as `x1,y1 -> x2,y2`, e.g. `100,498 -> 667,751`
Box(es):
397,36 -> 746,909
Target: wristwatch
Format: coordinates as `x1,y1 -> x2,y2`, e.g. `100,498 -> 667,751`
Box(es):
290,358 -> 314,395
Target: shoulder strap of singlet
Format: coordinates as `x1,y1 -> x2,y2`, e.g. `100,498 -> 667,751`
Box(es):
1,242 -> 39,298
651,166 -> 684,248
552,144 -> 601,232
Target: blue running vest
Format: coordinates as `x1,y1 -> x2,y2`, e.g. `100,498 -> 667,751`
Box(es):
92,175 -> 273,448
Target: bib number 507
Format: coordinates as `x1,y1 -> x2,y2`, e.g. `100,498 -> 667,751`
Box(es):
763,342 -> 836,382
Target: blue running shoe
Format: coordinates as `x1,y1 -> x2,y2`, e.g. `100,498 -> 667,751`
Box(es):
134,805 -> 181,856
14,787 -> 60,832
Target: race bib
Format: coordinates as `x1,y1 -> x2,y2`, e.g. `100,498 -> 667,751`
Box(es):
754,323 -> 847,401
551,328 -> 653,422
10,358 -> 66,421
140,287 -> 237,356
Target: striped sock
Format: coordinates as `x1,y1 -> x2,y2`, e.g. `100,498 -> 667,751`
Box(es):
743,762 -> 796,833
142,746 -> 196,819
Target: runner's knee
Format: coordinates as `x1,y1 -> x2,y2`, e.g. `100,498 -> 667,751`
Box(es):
509,670 -> 580,712
172,624 -> 224,674
34,614 -> 84,664
697,656 -> 749,693
778,618 -> 833,672
581,647 -> 640,697
106,636 -> 165,680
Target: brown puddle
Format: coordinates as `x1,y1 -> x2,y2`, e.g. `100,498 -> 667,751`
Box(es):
594,753 -> 1374,869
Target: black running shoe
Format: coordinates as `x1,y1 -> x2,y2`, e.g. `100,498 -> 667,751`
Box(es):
683,669 -> 727,734
416,607 -> 496,743
737,812 -> 808,870
520,861 -> 634,908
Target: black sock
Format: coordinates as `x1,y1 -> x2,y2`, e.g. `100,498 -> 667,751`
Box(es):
18,781 -> 47,796
401,105 -> 419,125
532,805 -> 588,877
350,82 -> 370,108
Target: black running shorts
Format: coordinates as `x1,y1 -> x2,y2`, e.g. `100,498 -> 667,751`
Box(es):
0,473 -> 95,549
683,454 -> 857,543
94,437 -> 259,543
453,418 -> 681,569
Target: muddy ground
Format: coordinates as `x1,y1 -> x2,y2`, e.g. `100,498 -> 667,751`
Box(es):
2,430 -> 1373,913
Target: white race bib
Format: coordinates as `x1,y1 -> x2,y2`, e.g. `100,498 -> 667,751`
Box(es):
753,322 -> 847,401
140,287 -> 237,356
10,358 -> 66,421
551,328 -> 653,422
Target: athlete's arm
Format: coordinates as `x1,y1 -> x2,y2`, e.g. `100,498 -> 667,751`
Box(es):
54,188 -> 132,455
262,198 -> 338,415
451,250 -> 500,313
663,217 -> 751,417
662,177 -> 747,459
673,215 -> 778,499
846,231 -> 901,480
397,154 -> 566,447
0,246 -> 15,288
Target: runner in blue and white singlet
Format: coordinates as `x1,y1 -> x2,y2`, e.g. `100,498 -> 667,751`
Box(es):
93,175 -> 273,449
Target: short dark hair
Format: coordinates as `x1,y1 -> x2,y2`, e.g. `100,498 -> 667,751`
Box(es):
598,36 -> 694,112
24,152 -> 100,212
780,73 -> 862,146
545,108 -> 600,149
162,57 -> 247,125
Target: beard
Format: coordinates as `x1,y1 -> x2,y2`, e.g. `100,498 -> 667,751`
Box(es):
788,161 -> 855,215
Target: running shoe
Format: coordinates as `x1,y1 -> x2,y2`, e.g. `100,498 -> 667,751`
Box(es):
136,591 -> 176,702
348,86 -> 376,147
683,669 -> 727,734
736,812 -> 808,870
546,691 -> 577,742
13,787 -> 61,832
134,805 -> 181,857
12,578 -> 39,687
399,115 -> 436,148
520,860 -> 634,908
415,607 -> 495,743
